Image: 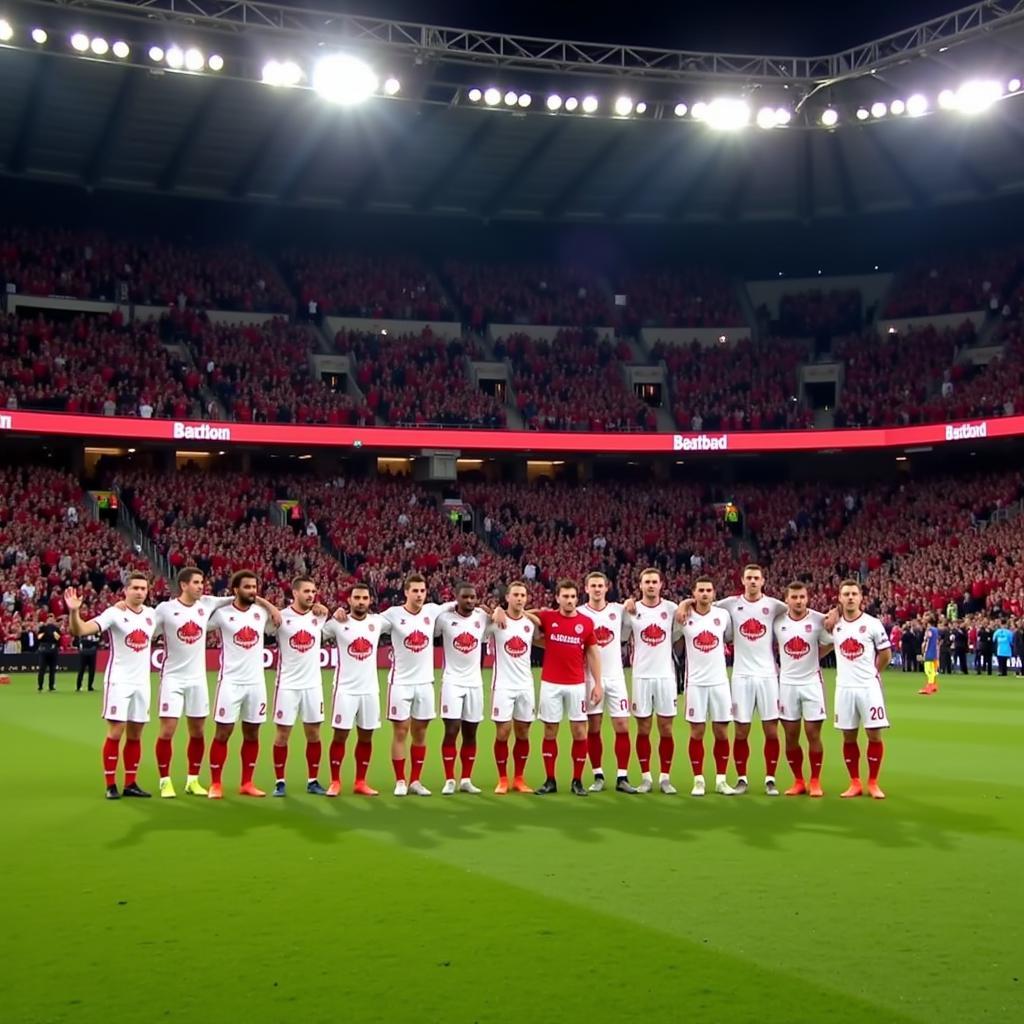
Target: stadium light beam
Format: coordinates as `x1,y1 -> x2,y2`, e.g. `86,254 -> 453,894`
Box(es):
938,89 -> 957,109
774,107 -> 792,126
70,32 -> 90,52
1009,78 -> 1022,93
890,98 -> 906,115
184,48 -> 204,71
705,97 -> 750,131
614,96 -> 634,116
518,93 -> 532,108
906,93 -> 928,117
483,86 -> 501,106
312,54 -> 379,105
504,90 -> 518,106
467,87 -> 482,103
208,54 -> 224,72
856,107 -> 870,120
0,19 -> 13,43
582,95 -> 599,113
674,102 -> 688,117
383,77 -> 401,95
165,46 -> 185,69
870,101 -> 887,118
148,45 -> 164,62
31,27 -> 47,45
546,94 -> 563,111
756,106 -> 777,129
820,107 -> 839,127
954,79 -> 1002,114
564,96 -> 579,112
90,37 -> 109,56
112,41 -> 130,59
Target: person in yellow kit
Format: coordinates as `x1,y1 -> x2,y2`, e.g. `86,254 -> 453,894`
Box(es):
919,614 -> 940,695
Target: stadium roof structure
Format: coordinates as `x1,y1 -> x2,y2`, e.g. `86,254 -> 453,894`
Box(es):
4,0 -> 1024,223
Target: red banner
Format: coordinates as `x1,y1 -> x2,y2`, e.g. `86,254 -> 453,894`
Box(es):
0,408 -> 1014,454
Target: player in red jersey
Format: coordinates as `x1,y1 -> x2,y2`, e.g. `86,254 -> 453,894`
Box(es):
66,573 -> 156,799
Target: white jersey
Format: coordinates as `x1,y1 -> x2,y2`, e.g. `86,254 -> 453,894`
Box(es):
323,614 -> 384,696
435,608 -> 489,687
681,607 -> 732,687
95,605 -> 157,688
832,612 -> 891,688
582,603 -> 628,684
274,607 -> 325,691
209,601 -> 268,687
382,603 -> 443,687
489,614 -> 535,692
716,595 -> 787,677
627,599 -> 678,678
154,596 -> 228,686
775,611 -> 832,685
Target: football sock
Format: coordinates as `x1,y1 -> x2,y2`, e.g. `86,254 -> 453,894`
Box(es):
460,744 -> 477,781
273,742 -> 288,783
542,738 -> 557,778
187,736 -> 205,778
155,738 -> 172,779
512,738 -> 530,778
867,740 -> 884,783
658,736 -> 675,775
305,740 -> 321,782
329,740 -> 346,783
442,743 -> 457,781
713,738 -> 730,775
614,732 -> 631,774
688,738 -> 704,775
571,739 -> 588,782
636,734 -> 652,773
209,738 -> 228,786
494,738 -> 509,777
588,732 -> 603,772
809,746 -> 823,780
786,745 -> 804,780
392,757 -> 406,783
123,739 -> 140,787
409,744 -> 426,783
240,739 -> 259,785
764,737 -> 781,777
843,741 -> 861,780
355,741 -> 372,783
102,737 -> 120,786
733,737 -> 750,776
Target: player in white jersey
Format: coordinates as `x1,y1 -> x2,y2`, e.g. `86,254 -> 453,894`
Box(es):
206,570 -> 275,800
435,582 -> 490,795
270,575 -> 329,798
713,565 -> 788,796
623,567 -> 682,794
489,581 -> 537,794
680,576 -> 738,797
582,572 -> 638,794
66,573 -> 156,800
775,581 -> 834,798
829,579 -> 892,800
321,582 -> 384,797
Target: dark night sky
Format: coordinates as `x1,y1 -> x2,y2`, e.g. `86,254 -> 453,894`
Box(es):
334,1 -> 967,55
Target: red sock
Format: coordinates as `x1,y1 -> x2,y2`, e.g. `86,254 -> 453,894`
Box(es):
442,743 -> 457,781
103,737 -> 120,786
187,736 -> 205,777
305,740 -> 322,781
809,746 -> 823,781
733,737 -> 750,776
588,732 -> 603,772
355,741 -> 372,783
786,745 -> 804,781
123,739 -> 141,787
512,738 -> 529,778
329,740 -> 346,783
155,738 -> 172,778
867,740 -> 884,783
494,738 -> 510,778
209,738 -> 228,786
614,732 -> 631,772
713,738 -> 730,774
843,741 -> 861,781
636,734 -> 652,773
460,744 -> 477,781
273,742 -> 288,782
542,738 -> 557,779
392,757 -> 406,782
688,737 -> 704,775
658,736 -> 675,775
571,738 -> 588,781
764,737 -> 781,777
409,744 -> 426,783
240,739 -> 259,785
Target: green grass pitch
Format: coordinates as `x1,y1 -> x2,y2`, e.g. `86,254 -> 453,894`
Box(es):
2,668 -> 1022,1024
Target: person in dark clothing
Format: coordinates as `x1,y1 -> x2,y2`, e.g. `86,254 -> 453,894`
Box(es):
952,625 -> 969,674
37,615 -> 61,692
938,624 -> 953,676
976,623 -> 994,676
1014,620 -> 1024,679
900,622 -> 915,673
75,632 -> 101,692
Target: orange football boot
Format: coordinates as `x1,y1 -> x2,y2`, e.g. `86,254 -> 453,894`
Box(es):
784,779 -> 807,796
326,780 -> 341,797
494,778 -> 509,794
808,778 -> 824,798
867,782 -> 886,800
238,781 -> 266,797
511,777 -> 533,793
207,782 -> 223,800
352,780 -> 379,796
840,780 -> 863,798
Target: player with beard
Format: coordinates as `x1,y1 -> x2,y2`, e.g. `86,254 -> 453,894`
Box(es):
828,580 -> 892,799
322,583 -> 384,797
775,582 -> 833,798
435,582 -> 490,795
206,570 -> 276,799
66,573 -> 157,799
582,572 -> 637,793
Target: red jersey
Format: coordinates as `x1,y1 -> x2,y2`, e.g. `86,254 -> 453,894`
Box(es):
537,609 -> 596,685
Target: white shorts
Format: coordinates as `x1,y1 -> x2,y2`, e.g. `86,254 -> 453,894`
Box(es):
730,674 -> 780,723
102,680 -> 150,723
491,688 -> 536,723
330,691 -> 381,731
157,677 -> 210,719
387,682 -> 436,722
272,686 -> 325,727
440,681 -> 485,723
779,679 -> 827,723
587,676 -> 630,717
538,681 -> 588,724
632,676 -> 678,718
833,683 -> 890,731
685,683 -> 733,724
213,682 -> 268,725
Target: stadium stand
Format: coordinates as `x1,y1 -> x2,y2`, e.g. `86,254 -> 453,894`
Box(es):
612,268 -> 745,331
777,288 -> 863,336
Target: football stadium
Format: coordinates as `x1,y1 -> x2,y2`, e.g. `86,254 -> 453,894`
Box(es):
2,1 -> 1024,1021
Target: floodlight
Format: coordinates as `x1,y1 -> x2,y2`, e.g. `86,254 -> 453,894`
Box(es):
870,101 -> 887,118
614,96 -> 634,116
635,101 -> 647,114
906,93 -> 928,117
1009,78 -> 1022,93
547,94 -> 563,111
467,88 -> 482,103
148,45 -> 164,62
704,97 -> 750,130
674,102 -> 688,117
165,46 -> 184,69
564,96 -> 579,112
208,54 -> 224,72
856,107 -> 869,120
690,101 -> 707,120
71,32 -> 90,52
582,96 -> 599,113
313,54 -> 378,104
112,41 -> 129,59
756,106 -> 777,129
937,89 -> 956,109
0,19 -> 12,43
518,93 -> 532,108
954,79 -> 1002,114
383,77 -> 401,95
483,87 -> 501,106
90,37 -> 108,56
184,48 -> 204,71
31,27 -> 47,44
890,98 -> 906,115
820,107 -> 839,127
774,107 -> 792,125
504,90 -> 518,106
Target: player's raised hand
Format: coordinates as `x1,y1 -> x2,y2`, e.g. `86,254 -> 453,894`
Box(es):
333,606 -> 349,623
63,587 -> 83,611
623,597 -> 637,615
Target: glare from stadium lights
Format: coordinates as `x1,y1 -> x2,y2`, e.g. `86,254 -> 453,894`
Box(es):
31,27 -> 47,44
546,94 -> 562,111
674,102 -> 688,117
820,107 -> 839,127
71,33 -> 90,52
467,87 -> 482,103
564,96 -> 579,112
756,106 -> 777,129
906,93 -> 928,117
112,41 -> 129,59
690,101 -> 707,120
184,48 -> 204,71
890,98 -> 906,115
313,54 -> 379,105
518,93 -> 532,108
483,87 -> 501,106
90,37 -> 108,55
504,90 -> 518,106
856,107 -> 869,120
1009,78 -> 1022,93
870,101 -> 887,118
208,54 -> 224,72
0,19 -> 12,43
614,96 -> 634,116
938,88 -> 956,109
383,76 -> 400,95
635,101 -> 647,114
775,107 -> 792,125
704,97 -> 750,131
148,45 -> 164,62
582,95 -> 599,113
954,79 -> 1002,114
165,46 -> 184,69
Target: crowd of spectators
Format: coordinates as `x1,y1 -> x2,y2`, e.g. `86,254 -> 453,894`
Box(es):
776,289 -> 863,337
613,269 -> 745,331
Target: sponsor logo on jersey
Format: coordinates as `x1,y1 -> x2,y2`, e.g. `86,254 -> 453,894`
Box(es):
173,421 -> 231,441
176,620 -> 203,644
739,618 -> 767,641
453,631 -> 478,654
783,635 -> 811,659
289,629 -> 316,653
574,623 -> 584,635
640,623 -> 666,646
593,625 -> 615,646
504,635 -> 529,657
233,625 -> 260,649
125,628 -> 149,652
347,636 -> 374,660
839,637 -> 865,660
693,629 -> 719,653
404,629 -> 429,653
